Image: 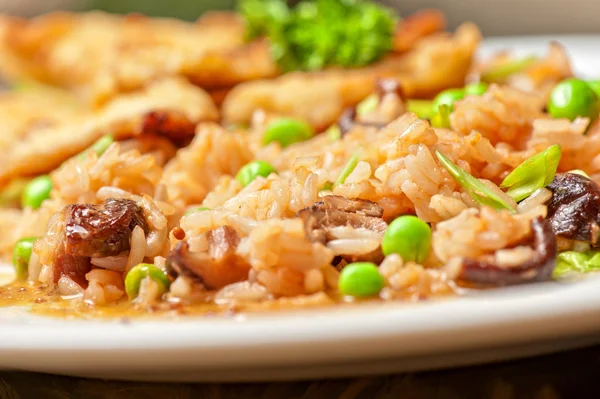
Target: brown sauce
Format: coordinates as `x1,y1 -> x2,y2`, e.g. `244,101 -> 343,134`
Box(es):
0,278 -> 456,321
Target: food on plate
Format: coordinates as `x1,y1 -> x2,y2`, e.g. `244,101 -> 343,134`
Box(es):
1,0 -> 600,318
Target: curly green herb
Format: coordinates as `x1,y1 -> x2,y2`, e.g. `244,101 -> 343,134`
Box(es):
239,0 -> 398,72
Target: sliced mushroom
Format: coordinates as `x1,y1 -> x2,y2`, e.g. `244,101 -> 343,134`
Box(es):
54,252 -> 92,288
65,198 -> 148,258
459,217 -> 557,286
297,195 -> 388,264
166,226 -> 251,290
545,173 -> 600,246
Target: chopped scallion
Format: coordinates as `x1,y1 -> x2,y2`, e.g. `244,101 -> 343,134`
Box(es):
500,145 -> 561,202
335,151 -> 360,186
481,56 -> 537,83
406,99 -> 434,120
430,104 -> 451,128
435,150 -> 516,212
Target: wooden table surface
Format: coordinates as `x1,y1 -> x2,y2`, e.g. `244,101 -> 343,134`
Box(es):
1,344 -> 598,399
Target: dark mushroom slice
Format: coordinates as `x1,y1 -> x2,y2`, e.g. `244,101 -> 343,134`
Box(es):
297,195 -> 388,264
54,252 -> 92,288
459,217 -> 557,286
166,225 -> 251,290
545,172 -> 600,246
65,198 -> 149,258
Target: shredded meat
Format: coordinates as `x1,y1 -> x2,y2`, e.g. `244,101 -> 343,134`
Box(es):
459,217 -> 557,286
65,198 -> 148,257
297,195 -> 388,264
545,173 -> 600,246
166,226 -> 251,290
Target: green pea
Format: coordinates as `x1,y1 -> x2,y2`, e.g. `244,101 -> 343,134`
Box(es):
235,161 -> 277,187
338,262 -> 385,298
21,175 -> 52,209
185,206 -> 211,216
587,80 -> 600,99
382,215 -> 432,263
548,78 -> 600,121
12,237 -> 37,280
263,118 -> 314,148
432,88 -> 465,112
125,263 -> 171,300
464,82 -> 489,96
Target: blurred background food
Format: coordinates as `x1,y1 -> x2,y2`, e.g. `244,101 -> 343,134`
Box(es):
0,0 -> 597,35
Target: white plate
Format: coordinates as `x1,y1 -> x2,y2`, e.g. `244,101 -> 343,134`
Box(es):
2,35 -> 600,383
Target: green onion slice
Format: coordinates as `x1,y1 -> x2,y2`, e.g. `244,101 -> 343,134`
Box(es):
335,151 -> 360,186
500,145 -> 561,202
430,104 -> 451,128
435,150 -> 516,212
406,99 -> 434,120
481,56 -> 538,83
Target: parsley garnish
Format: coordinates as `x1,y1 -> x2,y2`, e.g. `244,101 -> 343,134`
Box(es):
239,0 -> 398,72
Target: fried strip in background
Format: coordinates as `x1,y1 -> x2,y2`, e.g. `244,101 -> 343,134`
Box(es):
0,78 -> 218,185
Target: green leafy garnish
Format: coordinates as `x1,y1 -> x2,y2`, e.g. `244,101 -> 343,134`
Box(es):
481,56 -> 538,83
406,100 -> 434,120
335,151 -> 360,186
554,251 -> 600,278
239,0 -> 398,72
435,150 -> 516,212
430,104 -> 451,128
500,145 -> 561,202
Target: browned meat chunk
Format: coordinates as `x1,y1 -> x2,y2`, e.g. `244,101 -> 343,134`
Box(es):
297,195 -> 388,264
459,217 -> 557,286
140,110 -> 197,141
166,226 -> 251,290
65,198 -> 148,257
545,173 -> 600,246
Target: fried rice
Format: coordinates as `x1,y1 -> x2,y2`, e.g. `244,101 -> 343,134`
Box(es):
0,5 -> 598,317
